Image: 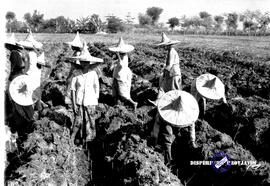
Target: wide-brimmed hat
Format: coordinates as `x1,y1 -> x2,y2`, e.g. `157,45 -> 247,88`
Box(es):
69,43 -> 103,64
195,73 -> 226,101
157,90 -> 199,127
109,37 -> 134,53
5,33 -> 23,51
155,32 -> 180,46
9,75 -> 40,106
65,32 -> 83,49
37,52 -> 45,65
17,30 -> 43,50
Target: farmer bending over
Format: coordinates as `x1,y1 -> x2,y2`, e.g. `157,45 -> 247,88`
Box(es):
190,73 -> 227,118
157,90 -> 199,167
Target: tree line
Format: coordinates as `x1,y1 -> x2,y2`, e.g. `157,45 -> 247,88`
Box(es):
175,10 -> 270,36
5,7 -> 270,35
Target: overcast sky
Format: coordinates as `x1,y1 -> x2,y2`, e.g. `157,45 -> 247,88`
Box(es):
4,0 -> 270,23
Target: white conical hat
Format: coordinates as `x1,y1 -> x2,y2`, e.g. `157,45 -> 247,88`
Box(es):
157,90 -> 199,127
69,43 -> 103,64
155,32 -> 180,46
195,73 -> 226,101
18,30 -> 43,49
37,52 -> 50,68
65,32 -> 83,49
5,33 -> 16,45
109,37 -> 134,53
37,52 -> 45,65
5,33 -> 23,50
9,75 -> 40,106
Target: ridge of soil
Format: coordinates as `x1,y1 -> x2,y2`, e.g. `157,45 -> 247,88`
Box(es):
5,42 -> 270,186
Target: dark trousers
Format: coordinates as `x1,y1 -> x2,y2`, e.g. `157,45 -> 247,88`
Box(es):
158,118 -> 196,165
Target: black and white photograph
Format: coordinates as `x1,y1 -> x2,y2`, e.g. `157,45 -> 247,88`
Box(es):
3,0 -> 270,185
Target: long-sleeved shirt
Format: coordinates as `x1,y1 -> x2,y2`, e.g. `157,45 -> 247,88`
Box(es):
70,70 -> 99,106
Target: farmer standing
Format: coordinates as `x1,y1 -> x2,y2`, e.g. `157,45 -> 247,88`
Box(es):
69,43 -> 103,146
18,31 -> 49,111
190,73 -> 227,117
64,31 -> 84,104
149,33 -> 183,146
18,30 -> 44,77
5,33 -> 35,133
109,37 -> 138,110
4,33 -> 27,90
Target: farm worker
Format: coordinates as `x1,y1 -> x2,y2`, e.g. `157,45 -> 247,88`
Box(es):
17,30 -> 44,80
17,30 -> 49,111
109,37 -> 138,110
4,33 -> 27,90
149,32 -> 183,146
190,73 -> 227,117
6,50 -> 38,137
69,43 -> 103,146
156,90 -> 199,166
64,31 -> 84,104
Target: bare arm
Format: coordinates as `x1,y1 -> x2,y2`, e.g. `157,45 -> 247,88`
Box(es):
71,90 -> 77,114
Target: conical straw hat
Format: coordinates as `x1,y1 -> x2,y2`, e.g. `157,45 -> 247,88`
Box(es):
157,90 -> 199,127
69,43 -> 103,64
37,52 -> 45,65
5,33 -> 23,50
195,73 -> 225,100
109,37 -> 134,53
65,32 -> 83,49
37,52 -> 50,68
9,75 -> 40,106
18,30 -> 43,50
155,32 -> 180,46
